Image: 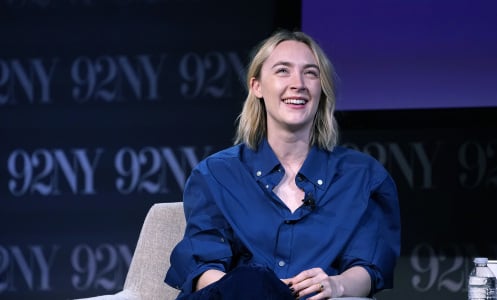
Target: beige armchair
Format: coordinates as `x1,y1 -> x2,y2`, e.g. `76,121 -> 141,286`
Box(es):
74,201 -> 373,300
74,202 -> 184,300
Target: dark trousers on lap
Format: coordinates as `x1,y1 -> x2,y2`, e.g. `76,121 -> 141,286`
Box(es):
177,264 -> 295,300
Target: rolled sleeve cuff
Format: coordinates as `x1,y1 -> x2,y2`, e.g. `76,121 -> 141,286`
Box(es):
168,263 -> 226,296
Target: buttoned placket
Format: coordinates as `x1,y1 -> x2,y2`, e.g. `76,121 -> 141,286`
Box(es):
260,168 -> 321,277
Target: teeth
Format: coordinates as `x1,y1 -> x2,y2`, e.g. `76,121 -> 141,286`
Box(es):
283,99 -> 306,105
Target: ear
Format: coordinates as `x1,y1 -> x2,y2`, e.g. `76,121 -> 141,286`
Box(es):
250,77 -> 263,98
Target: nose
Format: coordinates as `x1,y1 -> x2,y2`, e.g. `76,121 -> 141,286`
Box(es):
290,73 -> 307,92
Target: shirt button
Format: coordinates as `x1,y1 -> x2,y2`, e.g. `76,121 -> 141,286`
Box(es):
220,238 -> 225,242
278,260 -> 286,267
297,175 -> 303,181
317,179 -> 323,185
256,171 -> 262,176
265,184 -> 270,189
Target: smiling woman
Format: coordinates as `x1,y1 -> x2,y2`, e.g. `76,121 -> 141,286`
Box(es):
251,40 -> 322,151
164,30 -> 401,300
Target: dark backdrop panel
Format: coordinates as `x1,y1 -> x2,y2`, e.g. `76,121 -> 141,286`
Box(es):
0,1 -> 297,299
339,108 -> 497,300
1,1 -> 496,300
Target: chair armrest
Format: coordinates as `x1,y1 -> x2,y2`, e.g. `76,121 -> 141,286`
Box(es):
73,290 -> 138,300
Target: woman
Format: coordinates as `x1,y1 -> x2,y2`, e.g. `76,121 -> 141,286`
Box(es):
165,30 -> 401,299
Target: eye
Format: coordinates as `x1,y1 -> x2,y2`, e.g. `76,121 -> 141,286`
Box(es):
275,67 -> 289,74
304,69 -> 319,77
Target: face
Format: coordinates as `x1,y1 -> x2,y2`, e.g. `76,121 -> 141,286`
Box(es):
251,40 -> 322,136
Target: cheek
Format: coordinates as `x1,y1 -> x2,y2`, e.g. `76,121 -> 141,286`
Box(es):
312,85 -> 323,101
260,81 -> 283,98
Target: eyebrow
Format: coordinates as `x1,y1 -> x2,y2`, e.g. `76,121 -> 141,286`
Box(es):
271,61 -> 320,70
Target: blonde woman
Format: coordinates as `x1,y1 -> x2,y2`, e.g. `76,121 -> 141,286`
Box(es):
165,30 -> 400,300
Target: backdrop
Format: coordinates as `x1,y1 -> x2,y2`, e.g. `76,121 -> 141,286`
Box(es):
1,1 -> 496,300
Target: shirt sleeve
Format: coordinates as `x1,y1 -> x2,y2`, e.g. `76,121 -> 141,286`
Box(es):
164,164 -> 234,295
339,167 -> 401,294
370,172 -> 401,291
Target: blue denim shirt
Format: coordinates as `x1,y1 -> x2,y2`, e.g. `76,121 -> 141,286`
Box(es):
165,139 -> 401,297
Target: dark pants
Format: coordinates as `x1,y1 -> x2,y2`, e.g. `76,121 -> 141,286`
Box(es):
177,264 -> 295,300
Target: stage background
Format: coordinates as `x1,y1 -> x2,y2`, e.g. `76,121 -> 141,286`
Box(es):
1,1 -> 496,299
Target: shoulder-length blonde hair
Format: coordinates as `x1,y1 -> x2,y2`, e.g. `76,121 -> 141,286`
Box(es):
234,30 -> 339,151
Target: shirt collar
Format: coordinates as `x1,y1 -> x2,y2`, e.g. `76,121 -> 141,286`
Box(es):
299,146 -> 330,190
244,138 -> 281,179
243,138 -> 331,190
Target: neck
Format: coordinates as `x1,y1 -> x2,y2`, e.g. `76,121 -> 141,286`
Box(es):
267,132 -> 310,169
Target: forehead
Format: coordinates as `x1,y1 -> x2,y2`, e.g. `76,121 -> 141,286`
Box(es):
265,40 -> 317,66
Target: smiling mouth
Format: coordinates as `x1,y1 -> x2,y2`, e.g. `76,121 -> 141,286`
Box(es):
282,98 -> 308,105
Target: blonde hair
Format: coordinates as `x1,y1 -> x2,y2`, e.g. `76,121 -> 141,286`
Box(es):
234,30 -> 339,151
